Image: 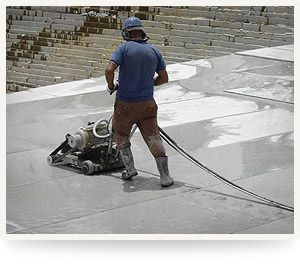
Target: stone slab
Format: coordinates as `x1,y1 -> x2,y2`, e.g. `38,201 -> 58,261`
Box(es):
20,175 -> 293,234
6,148 -> 78,188
236,45 -> 294,62
6,136 -> 42,155
7,170 -> 193,233
234,216 -> 294,234
132,129 -> 293,189
202,167 -> 294,208
5,45 -> 294,237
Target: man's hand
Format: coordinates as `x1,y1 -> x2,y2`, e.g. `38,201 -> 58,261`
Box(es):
106,82 -> 119,95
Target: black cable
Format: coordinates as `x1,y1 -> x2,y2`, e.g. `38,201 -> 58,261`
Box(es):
159,126 -> 294,212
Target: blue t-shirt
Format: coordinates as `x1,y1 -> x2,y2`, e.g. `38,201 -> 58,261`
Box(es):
109,41 -> 166,102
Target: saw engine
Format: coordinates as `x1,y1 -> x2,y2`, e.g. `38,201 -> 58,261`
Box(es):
47,118 -> 124,175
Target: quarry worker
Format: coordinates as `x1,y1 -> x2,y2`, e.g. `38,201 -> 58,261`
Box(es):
105,16 -> 174,187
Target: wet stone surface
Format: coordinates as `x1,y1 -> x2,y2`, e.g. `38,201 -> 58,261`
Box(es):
6,45 -> 294,236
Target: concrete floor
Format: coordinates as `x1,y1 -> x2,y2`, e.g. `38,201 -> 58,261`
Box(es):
6,45 -> 294,238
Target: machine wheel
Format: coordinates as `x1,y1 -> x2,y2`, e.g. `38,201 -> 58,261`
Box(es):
47,155 -> 59,165
81,160 -> 95,175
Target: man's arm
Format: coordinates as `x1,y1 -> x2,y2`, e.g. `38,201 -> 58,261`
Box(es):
154,70 -> 169,86
105,62 -> 117,90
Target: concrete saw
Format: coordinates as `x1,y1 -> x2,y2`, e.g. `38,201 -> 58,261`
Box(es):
47,118 -> 124,175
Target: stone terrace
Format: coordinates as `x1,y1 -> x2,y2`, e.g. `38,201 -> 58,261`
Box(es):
6,6 -> 294,92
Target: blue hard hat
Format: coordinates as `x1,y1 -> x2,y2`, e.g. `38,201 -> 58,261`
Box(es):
122,16 -> 144,31
121,16 -> 148,41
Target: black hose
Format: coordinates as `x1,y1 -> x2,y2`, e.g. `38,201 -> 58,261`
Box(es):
158,126 -> 294,212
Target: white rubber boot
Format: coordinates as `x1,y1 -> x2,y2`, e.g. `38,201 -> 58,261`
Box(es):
120,147 -> 138,180
155,156 -> 174,187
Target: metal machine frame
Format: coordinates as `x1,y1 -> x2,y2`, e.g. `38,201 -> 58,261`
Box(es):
47,119 -> 124,175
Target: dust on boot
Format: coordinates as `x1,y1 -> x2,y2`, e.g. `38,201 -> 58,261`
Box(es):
119,147 -> 138,180
155,156 -> 174,187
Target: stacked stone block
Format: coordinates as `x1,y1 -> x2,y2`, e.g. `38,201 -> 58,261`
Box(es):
6,6 -> 294,92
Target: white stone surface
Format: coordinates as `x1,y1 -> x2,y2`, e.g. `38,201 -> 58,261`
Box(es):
5,45 -> 294,237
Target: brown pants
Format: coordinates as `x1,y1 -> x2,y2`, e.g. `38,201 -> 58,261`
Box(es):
113,100 -> 166,158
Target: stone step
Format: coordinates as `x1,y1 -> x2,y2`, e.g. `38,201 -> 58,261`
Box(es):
6,73 -> 29,83
158,44 -> 234,58
6,13 -> 81,25
10,65 -> 88,81
166,33 -> 216,45
215,10 -> 267,24
31,43 -> 110,60
7,16 -> 85,29
30,58 -> 94,70
10,61 -> 30,68
165,49 -> 229,61
8,28 -> 39,36
90,70 -> 105,77
154,14 -> 211,27
141,20 -> 170,29
10,14 -> 52,23
9,41 -> 44,52
6,71 -> 47,86
185,6 -> 214,12
143,18 -> 293,39
265,6 -> 294,14
28,62 -> 92,76
51,42 -> 103,54
268,17 -> 293,27
158,6 -> 219,20
260,24 -> 293,34
215,6 -> 292,15
7,6 -> 67,16
6,76 -> 72,90
8,24 -> 46,34
7,65 -> 102,89
182,42 -> 245,53
83,16 -> 121,25
23,6 -> 70,13
219,6 -> 260,11
38,29 -> 123,48
262,11 -> 294,20
81,36 -> 123,48
210,39 -> 266,50
233,36 -> 289,47
6,60 -> 14,67
41,55 -> 99,67
144,26 -> 171,36
52,18 -> 85,26
45,53 -> 109,64
6,35 -> 92,51
6,81 -> 36,91
7,67 -> 52,82
50,23 -> 77,32
6,8 -> 25,16
53,46 -> 114,59
165,28 -> 231,43
155,7 -> 193,18
37,30 -> 87,42
7,49 -> 42,60
7,19 -> 51,29
157,6 -> 293,27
